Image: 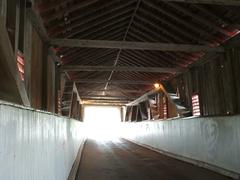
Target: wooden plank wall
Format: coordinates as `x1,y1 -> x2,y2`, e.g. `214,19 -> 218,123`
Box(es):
170,49 -> 240,116
30,30 -> 56,113
0,1 -> 58,112
0,16 -> 29,106
23,15 -> 32,96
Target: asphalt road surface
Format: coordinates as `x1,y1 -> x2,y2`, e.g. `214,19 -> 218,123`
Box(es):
76,138 -> 232,180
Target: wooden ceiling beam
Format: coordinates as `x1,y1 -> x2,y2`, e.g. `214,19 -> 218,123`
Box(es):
61,65 -> 183,74
74,79 -> 155,85
80,95 -> 136,101
76,89 -> 145,93
50,39 -> 224,52
82,101 -> 127,106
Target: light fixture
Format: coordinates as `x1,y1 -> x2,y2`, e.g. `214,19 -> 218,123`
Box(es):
154,83 -> 160,89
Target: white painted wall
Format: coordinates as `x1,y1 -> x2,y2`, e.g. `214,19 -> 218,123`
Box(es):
0,101 -> 85,180
122,116 -> 240,178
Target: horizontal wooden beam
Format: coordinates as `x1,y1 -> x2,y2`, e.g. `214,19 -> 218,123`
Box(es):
61,107 -> 70,110
77,89 -> 146,93
127,89 -> 159,106
82,99 -> 130,103
61,65 -> 182,74
82,101 -> 128,106
50,39 -> 224,52
159,0 -> 240,6
80,96 -> 135,101
74,79 -> 155,85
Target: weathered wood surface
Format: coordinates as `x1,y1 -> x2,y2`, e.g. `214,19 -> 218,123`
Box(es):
61,65 -> 183,74
0,17 -> 30,106
30,28 -> 43,109
50,39 -> 224,52
171,48 -> 240,116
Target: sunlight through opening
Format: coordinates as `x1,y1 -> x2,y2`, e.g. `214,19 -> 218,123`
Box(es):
83,105 -> 122,141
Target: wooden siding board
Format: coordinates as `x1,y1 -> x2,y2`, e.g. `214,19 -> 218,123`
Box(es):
0,16 -> 29,106
198,67 -> 206,115
30,28 -> 43,109
47,56 -> 56,113
171,48 -> 240,116
231,49 -> 240,112
0,0 -> 7,25
24,15 -> 32,97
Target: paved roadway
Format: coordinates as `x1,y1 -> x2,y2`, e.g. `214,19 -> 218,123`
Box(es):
76,139 -> 232,180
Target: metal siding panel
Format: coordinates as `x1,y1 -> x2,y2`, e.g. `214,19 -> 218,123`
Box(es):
0,102 -> 85,180
122,116 -> 240,176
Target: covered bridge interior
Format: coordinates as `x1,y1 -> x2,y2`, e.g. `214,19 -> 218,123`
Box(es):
1,0 -> 240,180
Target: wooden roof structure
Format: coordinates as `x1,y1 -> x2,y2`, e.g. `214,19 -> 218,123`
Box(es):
34,0 -> 240,105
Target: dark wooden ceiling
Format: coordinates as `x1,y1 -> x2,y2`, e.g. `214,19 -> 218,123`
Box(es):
35,0 -> 240,106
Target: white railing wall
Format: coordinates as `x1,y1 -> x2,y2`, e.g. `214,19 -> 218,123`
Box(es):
122,116 -> 240,179
0,101 -> 85,180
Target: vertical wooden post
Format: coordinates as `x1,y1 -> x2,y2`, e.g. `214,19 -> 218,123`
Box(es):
146,100 -> 152,120
18,0 -> 26,53
57,90 -> 61,115
159,92 -> 164,119
14,1 -> 20,59
41,44 -> 49,110
0,0 -> 7,25
23,14 -> 32,96
69,91 -> 75,118
138,102 -> 147,120
136,105 -> 142,122
135,106 -> 139,121
120,106 -> 123,122
69,83 -> 83,119
128,106 -> 133,122
124,107 -> 130,122
55,65 -> 61,114
131,106 -> 138,122
163,95 -> 168,119
80,104 -> 84,121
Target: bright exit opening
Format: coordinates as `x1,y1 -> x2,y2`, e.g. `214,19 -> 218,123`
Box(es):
83,105 -> 122,140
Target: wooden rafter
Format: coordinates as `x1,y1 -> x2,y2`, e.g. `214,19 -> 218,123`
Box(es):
42,0 -> 98,23
50,39 -> 225,52
61,65 -> 183,74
